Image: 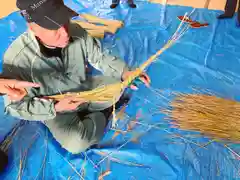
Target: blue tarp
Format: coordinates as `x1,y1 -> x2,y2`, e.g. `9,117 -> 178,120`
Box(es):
0,0 -> 240,179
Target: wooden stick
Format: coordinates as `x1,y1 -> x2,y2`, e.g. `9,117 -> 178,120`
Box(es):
204,0 -> 211,9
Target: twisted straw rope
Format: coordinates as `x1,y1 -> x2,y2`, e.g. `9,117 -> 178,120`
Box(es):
47,41 -> 175,103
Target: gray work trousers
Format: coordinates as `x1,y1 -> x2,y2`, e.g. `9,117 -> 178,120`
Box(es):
44,76 -> 122,154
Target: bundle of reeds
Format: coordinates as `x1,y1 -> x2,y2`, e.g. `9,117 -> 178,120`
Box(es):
72,14 -> 124,38
162,93 -> 240,143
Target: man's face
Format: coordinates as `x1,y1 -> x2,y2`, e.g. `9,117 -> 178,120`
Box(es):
29,22 -> 70,48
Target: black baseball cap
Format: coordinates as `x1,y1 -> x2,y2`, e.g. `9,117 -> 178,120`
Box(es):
17,0 -> 79,30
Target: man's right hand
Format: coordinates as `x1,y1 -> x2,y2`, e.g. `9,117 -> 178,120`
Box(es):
54,96 -> 87,112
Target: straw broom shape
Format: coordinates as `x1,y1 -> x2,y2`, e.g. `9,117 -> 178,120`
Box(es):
162,93 -> 240,143
48,14 -> 189,127
48,15 -> 189,103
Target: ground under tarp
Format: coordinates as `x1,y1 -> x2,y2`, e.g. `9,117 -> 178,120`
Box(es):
0,1 -> 240,179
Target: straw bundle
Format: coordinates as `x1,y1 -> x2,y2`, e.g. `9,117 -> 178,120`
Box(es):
162,93 -> 240,143
76,21 -> 119,34
73,14 -> 124,38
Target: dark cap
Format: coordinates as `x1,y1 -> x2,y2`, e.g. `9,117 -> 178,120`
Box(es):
17,0 -> 78,30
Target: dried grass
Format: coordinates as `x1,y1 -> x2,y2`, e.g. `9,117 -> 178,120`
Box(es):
96,151 -> 146,168
34,130 -> 48,180
135,120 -> 205,147
162,93 -> 240,143
98,170 -> 111,180
98,158 -> 111,180
80,153 -> 87,179
56,152 -> 84,180
0,121 -> 25,153
73,20 -> 119,34
17,133 -> 38,180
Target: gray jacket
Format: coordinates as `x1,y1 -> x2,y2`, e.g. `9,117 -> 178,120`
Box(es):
3,23 -> 128,121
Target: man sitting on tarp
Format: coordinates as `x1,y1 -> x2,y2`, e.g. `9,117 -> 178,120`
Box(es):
2,0 -> 150,154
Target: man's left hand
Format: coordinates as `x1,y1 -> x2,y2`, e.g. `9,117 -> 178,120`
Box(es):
0,79 -> 40,101
122,71 -> 151,90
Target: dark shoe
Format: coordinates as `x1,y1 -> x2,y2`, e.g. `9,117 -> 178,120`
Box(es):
88,144 -> 99,150
217,13 -> 234,19
128,3 -> 136,8
127,0 -> 136,8
237,12 -> 240,27
236,21 -> 240,27
110,3 -> 119,9
115,94 -> 131,110
0,150 -> 8,173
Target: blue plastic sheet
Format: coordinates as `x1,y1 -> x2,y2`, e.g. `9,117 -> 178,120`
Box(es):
0,1 -> 240,179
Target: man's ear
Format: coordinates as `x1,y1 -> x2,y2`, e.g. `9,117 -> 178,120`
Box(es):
27,23 -> 36,36
27,23 -> 33,30
27,23 -> 37,34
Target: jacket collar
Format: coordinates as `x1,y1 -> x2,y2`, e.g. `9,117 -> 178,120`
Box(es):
27,28 -> 74,57
27,29 -> 42,56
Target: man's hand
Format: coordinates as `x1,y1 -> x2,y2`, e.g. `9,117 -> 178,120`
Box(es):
54,96 -> 87,112
0,79 -> 40,101
122,71 -> 151,90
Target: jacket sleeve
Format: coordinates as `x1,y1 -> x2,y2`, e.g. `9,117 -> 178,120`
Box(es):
83,32 -> 129,79
2,32 -> 58,121
3,96 -> 57,121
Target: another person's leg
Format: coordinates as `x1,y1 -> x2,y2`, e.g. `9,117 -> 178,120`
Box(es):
110,0 -> 120,9
128,0 -> 137,8
44,111 -> 107,154
218,0 -> 238,19
237,1 -> 240,26
0,149 -> 8,173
